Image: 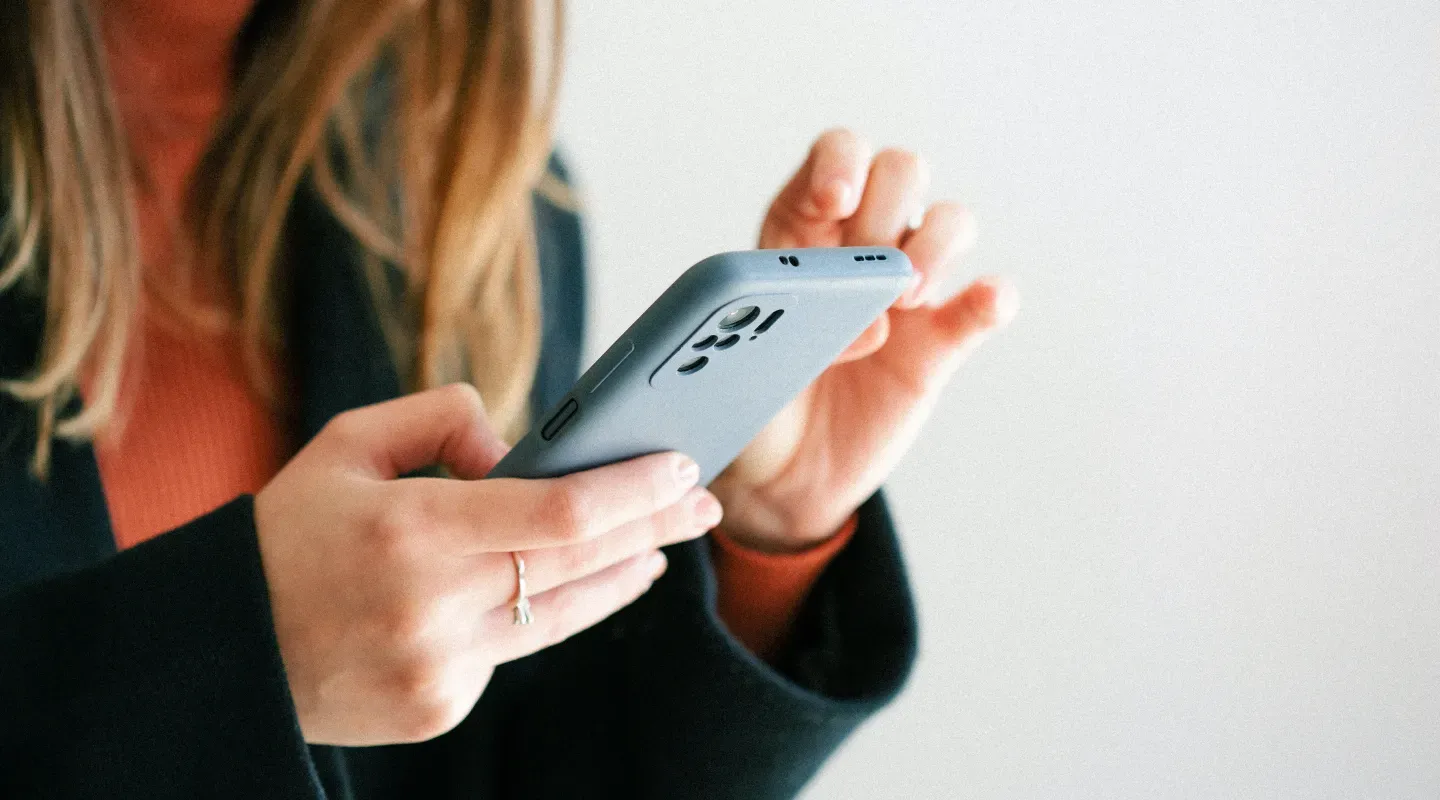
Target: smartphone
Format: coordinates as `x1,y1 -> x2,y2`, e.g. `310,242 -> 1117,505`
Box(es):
487,247 -> 913,484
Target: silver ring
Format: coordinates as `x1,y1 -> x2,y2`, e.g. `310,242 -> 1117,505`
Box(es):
511,552 -> 534,626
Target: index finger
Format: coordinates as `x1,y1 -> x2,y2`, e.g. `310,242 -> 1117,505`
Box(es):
761,129 -> 872,246
399,451 -> 702,553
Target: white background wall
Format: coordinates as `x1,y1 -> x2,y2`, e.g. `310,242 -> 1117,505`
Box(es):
555,2 -> 1440,797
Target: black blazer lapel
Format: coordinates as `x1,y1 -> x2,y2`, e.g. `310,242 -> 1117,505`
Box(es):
0,289 -> 117,593
0,183 -> 402,595
0,184 -> 406,596
286,185 -> 404,446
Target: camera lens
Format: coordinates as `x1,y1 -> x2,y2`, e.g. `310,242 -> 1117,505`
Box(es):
718,306 -> 760,331
678,356 -> 708,375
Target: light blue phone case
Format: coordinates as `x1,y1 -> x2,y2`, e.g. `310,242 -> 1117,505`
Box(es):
488,247 -> 913,484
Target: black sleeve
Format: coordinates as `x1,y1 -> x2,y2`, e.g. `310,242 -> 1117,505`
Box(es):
624,491 -> 917,799
0,497 -> 324,799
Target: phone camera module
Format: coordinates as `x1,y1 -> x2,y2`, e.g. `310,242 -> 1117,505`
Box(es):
718,305 -> 760,331
754,309 -> 784,335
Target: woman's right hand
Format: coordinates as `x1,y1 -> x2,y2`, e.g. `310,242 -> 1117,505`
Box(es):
253,384 -> 721,746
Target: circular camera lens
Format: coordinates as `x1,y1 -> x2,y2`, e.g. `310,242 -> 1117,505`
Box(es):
677,356 -> 708,375
714,334 -> 741,350
692,335 -> 718,350
718,306 -> 760,331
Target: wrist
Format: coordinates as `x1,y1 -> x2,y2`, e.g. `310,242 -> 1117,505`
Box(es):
711,491 -> 853,554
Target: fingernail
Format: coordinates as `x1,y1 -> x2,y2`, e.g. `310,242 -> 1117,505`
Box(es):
646,551 -> 668,581
674,455 -> 700,488
693,491 -> 723,528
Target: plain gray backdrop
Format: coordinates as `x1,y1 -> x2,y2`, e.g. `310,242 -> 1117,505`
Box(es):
554,2 -> 1440,797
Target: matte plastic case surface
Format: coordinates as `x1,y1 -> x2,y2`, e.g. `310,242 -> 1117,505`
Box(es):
488,247 -> 913,484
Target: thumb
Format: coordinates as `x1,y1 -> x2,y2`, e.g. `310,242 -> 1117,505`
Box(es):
322,384 -> 510,480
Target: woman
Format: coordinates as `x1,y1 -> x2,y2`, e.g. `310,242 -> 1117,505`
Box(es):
0,0 -> 1015,797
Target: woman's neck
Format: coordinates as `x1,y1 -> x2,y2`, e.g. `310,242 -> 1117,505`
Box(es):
102,0 -> 257,293
102,0 -> 255,189
102,0 -> 255,121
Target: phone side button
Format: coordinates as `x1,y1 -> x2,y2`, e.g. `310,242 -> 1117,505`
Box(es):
541,398 -> 579,441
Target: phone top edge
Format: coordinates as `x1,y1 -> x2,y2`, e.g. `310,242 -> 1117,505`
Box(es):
705,246 -> 913,274
676,247 -> 911,298
490,246 -> 912,480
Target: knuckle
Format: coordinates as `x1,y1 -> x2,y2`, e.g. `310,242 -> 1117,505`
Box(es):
643,464 -> 672,511
438,382 -> 484,414
373,595 -> 437,647
557,541 -> 600,578
385,659 -> 467,742
538,484 -> 589,541
368,495 -> 426,559
321,409 -> 366,449
438,383 -> 490,435
387,655 -> 445,703
653,506 -> 687,544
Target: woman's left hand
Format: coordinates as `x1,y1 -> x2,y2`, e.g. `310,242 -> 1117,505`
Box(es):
709,129 -> 1019,553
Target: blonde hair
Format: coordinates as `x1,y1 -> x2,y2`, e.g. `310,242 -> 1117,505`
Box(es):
0,0 -> 562,475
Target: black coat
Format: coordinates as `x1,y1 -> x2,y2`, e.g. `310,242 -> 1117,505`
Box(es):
0,159 -> 918,799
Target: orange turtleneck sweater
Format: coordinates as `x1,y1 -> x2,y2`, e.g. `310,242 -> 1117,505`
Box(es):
95,0 -> 850,660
